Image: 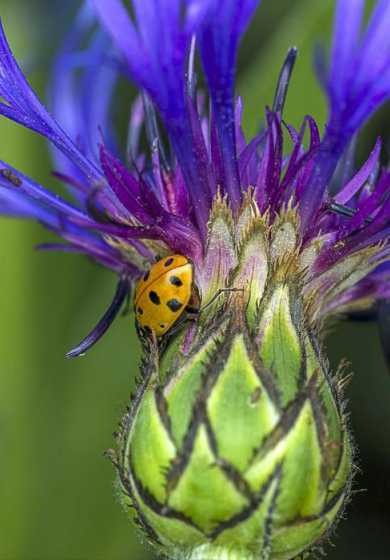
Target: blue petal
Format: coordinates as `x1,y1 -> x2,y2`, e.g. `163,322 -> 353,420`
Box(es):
92,0 -> 216,234
0,161 -> 95,225
92,0 -> 211,123
326,0 -> 390,144
0,164 -> 136,272
301,0 -> 390,229
198,0 -> 261,210
0,18 -> 103,183
49,5 -> 118,189
329,0 -> 364,104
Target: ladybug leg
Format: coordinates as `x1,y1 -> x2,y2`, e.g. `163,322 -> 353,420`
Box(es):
135,321 -> 149,346
157,312 -> 198,349
199,288 -> 244,313
171,313 -> 196,335
185,305 -> 199,315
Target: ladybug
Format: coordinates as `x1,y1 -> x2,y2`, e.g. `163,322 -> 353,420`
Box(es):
134,254 -> 197,337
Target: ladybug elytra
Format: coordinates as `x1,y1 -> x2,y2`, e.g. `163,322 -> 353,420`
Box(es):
134,254 -> 196,336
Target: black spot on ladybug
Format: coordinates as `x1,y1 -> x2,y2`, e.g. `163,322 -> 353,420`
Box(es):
137,307 -> 143,315
167,298 -> 182,312
143,325 -> 152,335
149,290 -> 161,305
160,324 -> 166,329
143,270 -> 150,281
169,275 -> 183,287
164,257 -> 174,267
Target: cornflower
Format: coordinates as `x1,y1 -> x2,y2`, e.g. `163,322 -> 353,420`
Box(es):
0,1 -> 389,559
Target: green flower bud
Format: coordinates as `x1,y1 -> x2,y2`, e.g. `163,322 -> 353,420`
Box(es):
111,197 -> 353,560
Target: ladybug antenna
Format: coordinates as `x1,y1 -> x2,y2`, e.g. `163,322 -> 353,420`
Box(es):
142,91 -> 169,171
66,275 -> 131,358
200,288 -> 244,313
272,47 -> 297,115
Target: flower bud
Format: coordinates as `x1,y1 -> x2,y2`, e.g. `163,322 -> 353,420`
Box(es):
113,198 -> 353,560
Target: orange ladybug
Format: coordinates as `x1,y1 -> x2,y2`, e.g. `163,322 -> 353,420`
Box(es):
134,254 -> 196,336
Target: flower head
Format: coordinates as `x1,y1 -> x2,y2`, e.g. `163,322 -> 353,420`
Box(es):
0,1 -> 389,346
0,0 -> 389,558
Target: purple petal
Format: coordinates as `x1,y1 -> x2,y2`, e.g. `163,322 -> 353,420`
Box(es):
99,145 -> 203,260
99,145 -> 151,223
198,0 -> 261,210
307,0 -> 390,230
272,47 -> 298,114
171,167 -> 191,218
66,275 -> 131,358
334,138 -> 381,205
238,132 -> 266,188
0,162 -> 95,226
346,170 -> 390,233
264,110 -> 283,212
353,0 -> 390,93
329,0 -> 364,103
0,178 -> 133,271
0,19 -> 103,184
92,0 -> 215,235
321,264 -> 390,320
36,242 -> 85,253
127,95 -> 144,162
49,6 -> 118,187
324,0 -> 390,151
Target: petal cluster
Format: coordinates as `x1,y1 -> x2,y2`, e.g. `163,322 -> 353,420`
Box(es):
0,0 -> 388,350
304,0 -> 390,223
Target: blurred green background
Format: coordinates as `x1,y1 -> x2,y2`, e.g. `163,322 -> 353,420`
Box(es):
0,1 -> 389,559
